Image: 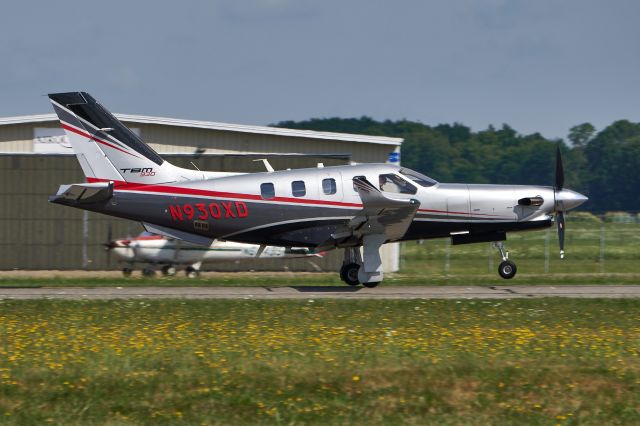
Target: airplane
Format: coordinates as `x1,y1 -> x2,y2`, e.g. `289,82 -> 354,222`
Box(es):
47,92 -> 588,288
105,231 -> 323,277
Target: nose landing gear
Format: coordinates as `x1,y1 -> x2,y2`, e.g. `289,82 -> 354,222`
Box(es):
494,242 -> 517,279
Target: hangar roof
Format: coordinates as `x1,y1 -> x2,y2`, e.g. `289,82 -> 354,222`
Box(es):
0,113 -> 403,146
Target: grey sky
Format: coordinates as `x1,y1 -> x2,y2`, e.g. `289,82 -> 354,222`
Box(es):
1,0 -> 639,139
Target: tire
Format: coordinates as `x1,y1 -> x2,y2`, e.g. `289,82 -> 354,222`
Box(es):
162,265 -> 177,276
340,263 -> 360,286
122,267 -> 133,277
185,267 -> 200,279
498,260 -> 517,279
362,281 -> 380,288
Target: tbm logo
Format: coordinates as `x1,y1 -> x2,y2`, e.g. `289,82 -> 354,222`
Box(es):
120,167 -> 156,176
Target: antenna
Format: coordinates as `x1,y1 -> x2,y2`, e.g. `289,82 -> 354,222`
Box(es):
190,161 -> 201,171
253,158 -> 275,172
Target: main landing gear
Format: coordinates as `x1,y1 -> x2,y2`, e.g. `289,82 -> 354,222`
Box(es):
161,265 -> 177,276
494,242 -> 517,279
121,263 -> 201,278
340,262 -> 361,286
339,245 -> 383,288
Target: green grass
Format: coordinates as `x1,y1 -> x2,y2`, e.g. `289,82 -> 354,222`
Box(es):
1,298 -> 639,425
401,222 -> 640,276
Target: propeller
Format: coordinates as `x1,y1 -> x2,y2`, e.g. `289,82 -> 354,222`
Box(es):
554,146 -> 566,259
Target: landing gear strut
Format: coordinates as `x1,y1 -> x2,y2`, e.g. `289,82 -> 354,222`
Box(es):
494,242 -> 517,279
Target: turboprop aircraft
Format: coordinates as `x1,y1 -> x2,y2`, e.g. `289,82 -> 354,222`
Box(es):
47,92 -> 587,287
105,231 -> 322,277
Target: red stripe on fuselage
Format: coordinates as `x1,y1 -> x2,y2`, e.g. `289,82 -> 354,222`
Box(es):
61,123 -> 140,158
86,177 -> 507,217
86,177 -> 364,208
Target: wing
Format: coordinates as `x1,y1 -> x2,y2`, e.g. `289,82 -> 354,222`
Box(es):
321,176 -> 420,249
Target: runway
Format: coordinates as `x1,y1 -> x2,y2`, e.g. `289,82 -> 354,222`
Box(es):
1,285 -> 640,300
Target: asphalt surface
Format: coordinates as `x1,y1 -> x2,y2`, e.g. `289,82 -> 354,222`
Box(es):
1,285 -> 640,300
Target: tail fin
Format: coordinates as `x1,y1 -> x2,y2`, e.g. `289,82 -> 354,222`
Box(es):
48,92 -> 197,184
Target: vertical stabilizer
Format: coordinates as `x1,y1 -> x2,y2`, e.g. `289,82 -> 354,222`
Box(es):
48,92 -> 197,184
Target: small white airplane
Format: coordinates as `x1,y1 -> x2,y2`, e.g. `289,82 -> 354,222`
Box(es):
48,92 -> 588,287
105,231 -> 323,277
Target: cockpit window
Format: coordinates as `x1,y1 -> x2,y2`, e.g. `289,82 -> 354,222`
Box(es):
378,174 -> 417,194
399,168 -> 438,187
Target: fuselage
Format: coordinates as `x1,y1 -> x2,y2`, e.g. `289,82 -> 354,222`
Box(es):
74,163 -> 585,249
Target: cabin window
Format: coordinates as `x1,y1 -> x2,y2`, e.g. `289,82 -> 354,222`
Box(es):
291,180 -> 306,197
378,173 -> 417,194
260,182 -> 275,199
322,178 -> 336,195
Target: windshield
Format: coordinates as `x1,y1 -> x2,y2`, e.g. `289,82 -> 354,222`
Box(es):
399,168 -> 438,187
379,174 -> 417,194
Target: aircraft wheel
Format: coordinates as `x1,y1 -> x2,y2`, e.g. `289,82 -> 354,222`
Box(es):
122,267 -> 133,277
185,267 -> 200,279
142,268 -> 156,277
362,281 -> 380,288
498,260 -> 517,279
162,265 -> 177,276
340,263 -> 360,286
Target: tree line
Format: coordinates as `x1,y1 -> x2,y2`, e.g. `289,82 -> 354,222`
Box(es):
273,117 -> 640,213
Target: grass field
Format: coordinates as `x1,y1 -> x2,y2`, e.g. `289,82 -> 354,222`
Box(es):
1,298 -> 639,425
401,221 -> 640,276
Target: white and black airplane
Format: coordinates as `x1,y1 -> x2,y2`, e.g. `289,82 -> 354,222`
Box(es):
48,92 -> 587,287
106,231 -> 322,277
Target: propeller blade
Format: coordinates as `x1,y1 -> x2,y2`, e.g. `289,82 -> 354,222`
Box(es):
555,145 -> 564,191
103,223 -> 113,250
557,211 -> 565,259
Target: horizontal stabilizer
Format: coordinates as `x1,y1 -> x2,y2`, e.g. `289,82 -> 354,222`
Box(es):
142,222 -> 214,247
49,182 -> 113,204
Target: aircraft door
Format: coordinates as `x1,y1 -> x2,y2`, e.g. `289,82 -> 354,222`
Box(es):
446,186 -> 470,218
342,172 -> 368,205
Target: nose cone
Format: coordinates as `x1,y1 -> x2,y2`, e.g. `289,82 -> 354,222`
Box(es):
556,189 -> 588,211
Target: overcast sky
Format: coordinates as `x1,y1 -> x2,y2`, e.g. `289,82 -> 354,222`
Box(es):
1,0 -> 639,139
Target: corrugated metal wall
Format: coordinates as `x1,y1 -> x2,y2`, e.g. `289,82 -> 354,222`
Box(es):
0,154 -> 351,271
140,124 -> 396,163
0,123 -> 34,152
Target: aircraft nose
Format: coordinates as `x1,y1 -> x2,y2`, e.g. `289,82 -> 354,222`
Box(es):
556,189 -> 588,211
